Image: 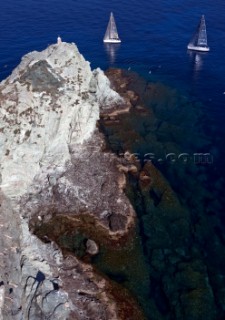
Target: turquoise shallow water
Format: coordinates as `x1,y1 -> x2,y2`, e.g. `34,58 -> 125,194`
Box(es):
1,0 -> 225,318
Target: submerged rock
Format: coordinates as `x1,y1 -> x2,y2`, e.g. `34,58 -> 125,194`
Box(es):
99,68 -> 223,320
86,239 -> 99,256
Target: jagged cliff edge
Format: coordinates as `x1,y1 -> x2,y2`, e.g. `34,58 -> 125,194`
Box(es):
0,42 -> 138,320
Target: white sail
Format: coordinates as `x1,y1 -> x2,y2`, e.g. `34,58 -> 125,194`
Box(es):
197,16 -> 208,46
103,12 -> 121,43
187,15 -> 210,52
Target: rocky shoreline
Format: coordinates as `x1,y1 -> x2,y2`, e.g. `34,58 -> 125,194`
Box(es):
1,42 -> 223,320
0,42 -> 145,320
98,68 -> 225,320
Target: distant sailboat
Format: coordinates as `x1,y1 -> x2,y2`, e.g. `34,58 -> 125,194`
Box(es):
103,12 -> 121,43
187,15 -> 210,52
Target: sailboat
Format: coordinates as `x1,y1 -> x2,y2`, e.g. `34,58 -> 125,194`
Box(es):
103,12 -> 121,43
187,15 -> 210,52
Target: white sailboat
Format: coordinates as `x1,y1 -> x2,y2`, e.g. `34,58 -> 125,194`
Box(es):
187,15 -> 210,52
103,12 -> 121,43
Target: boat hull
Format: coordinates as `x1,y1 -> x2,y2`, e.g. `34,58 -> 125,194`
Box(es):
187,44 -> 210,52
103,39 -> 121,43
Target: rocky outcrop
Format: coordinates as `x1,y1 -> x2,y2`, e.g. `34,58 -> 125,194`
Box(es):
0,42 -> 139,319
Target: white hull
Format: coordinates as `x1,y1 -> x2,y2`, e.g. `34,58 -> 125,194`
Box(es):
103,39 -> 121,43
187,44 -> 210,52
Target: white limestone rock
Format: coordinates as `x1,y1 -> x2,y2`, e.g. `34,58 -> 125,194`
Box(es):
91,68 -> 124,108
0,42 -> 121,197
0,42 -> 125,320
0,285 -> 5,320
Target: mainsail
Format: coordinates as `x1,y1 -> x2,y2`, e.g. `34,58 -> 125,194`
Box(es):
188,15 -> 209,51
103,12 -> 121,43
197,15 -> 208,46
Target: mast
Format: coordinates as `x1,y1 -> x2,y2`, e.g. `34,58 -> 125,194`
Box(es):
110,12 -> 119,39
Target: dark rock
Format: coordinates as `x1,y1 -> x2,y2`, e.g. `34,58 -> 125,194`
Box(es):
108,214 -> 127,232
52,281 -> 59,290
21,60 -> 63,93
35,271 -> 45,282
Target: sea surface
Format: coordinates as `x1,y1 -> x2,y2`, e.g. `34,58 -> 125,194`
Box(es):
1,0 -> 225,319
0,0 -> 225,162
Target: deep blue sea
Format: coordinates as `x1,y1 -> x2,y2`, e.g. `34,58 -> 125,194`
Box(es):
0,0 -> 225,164
0,0 -> 225,115
1,0 -> 225,319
